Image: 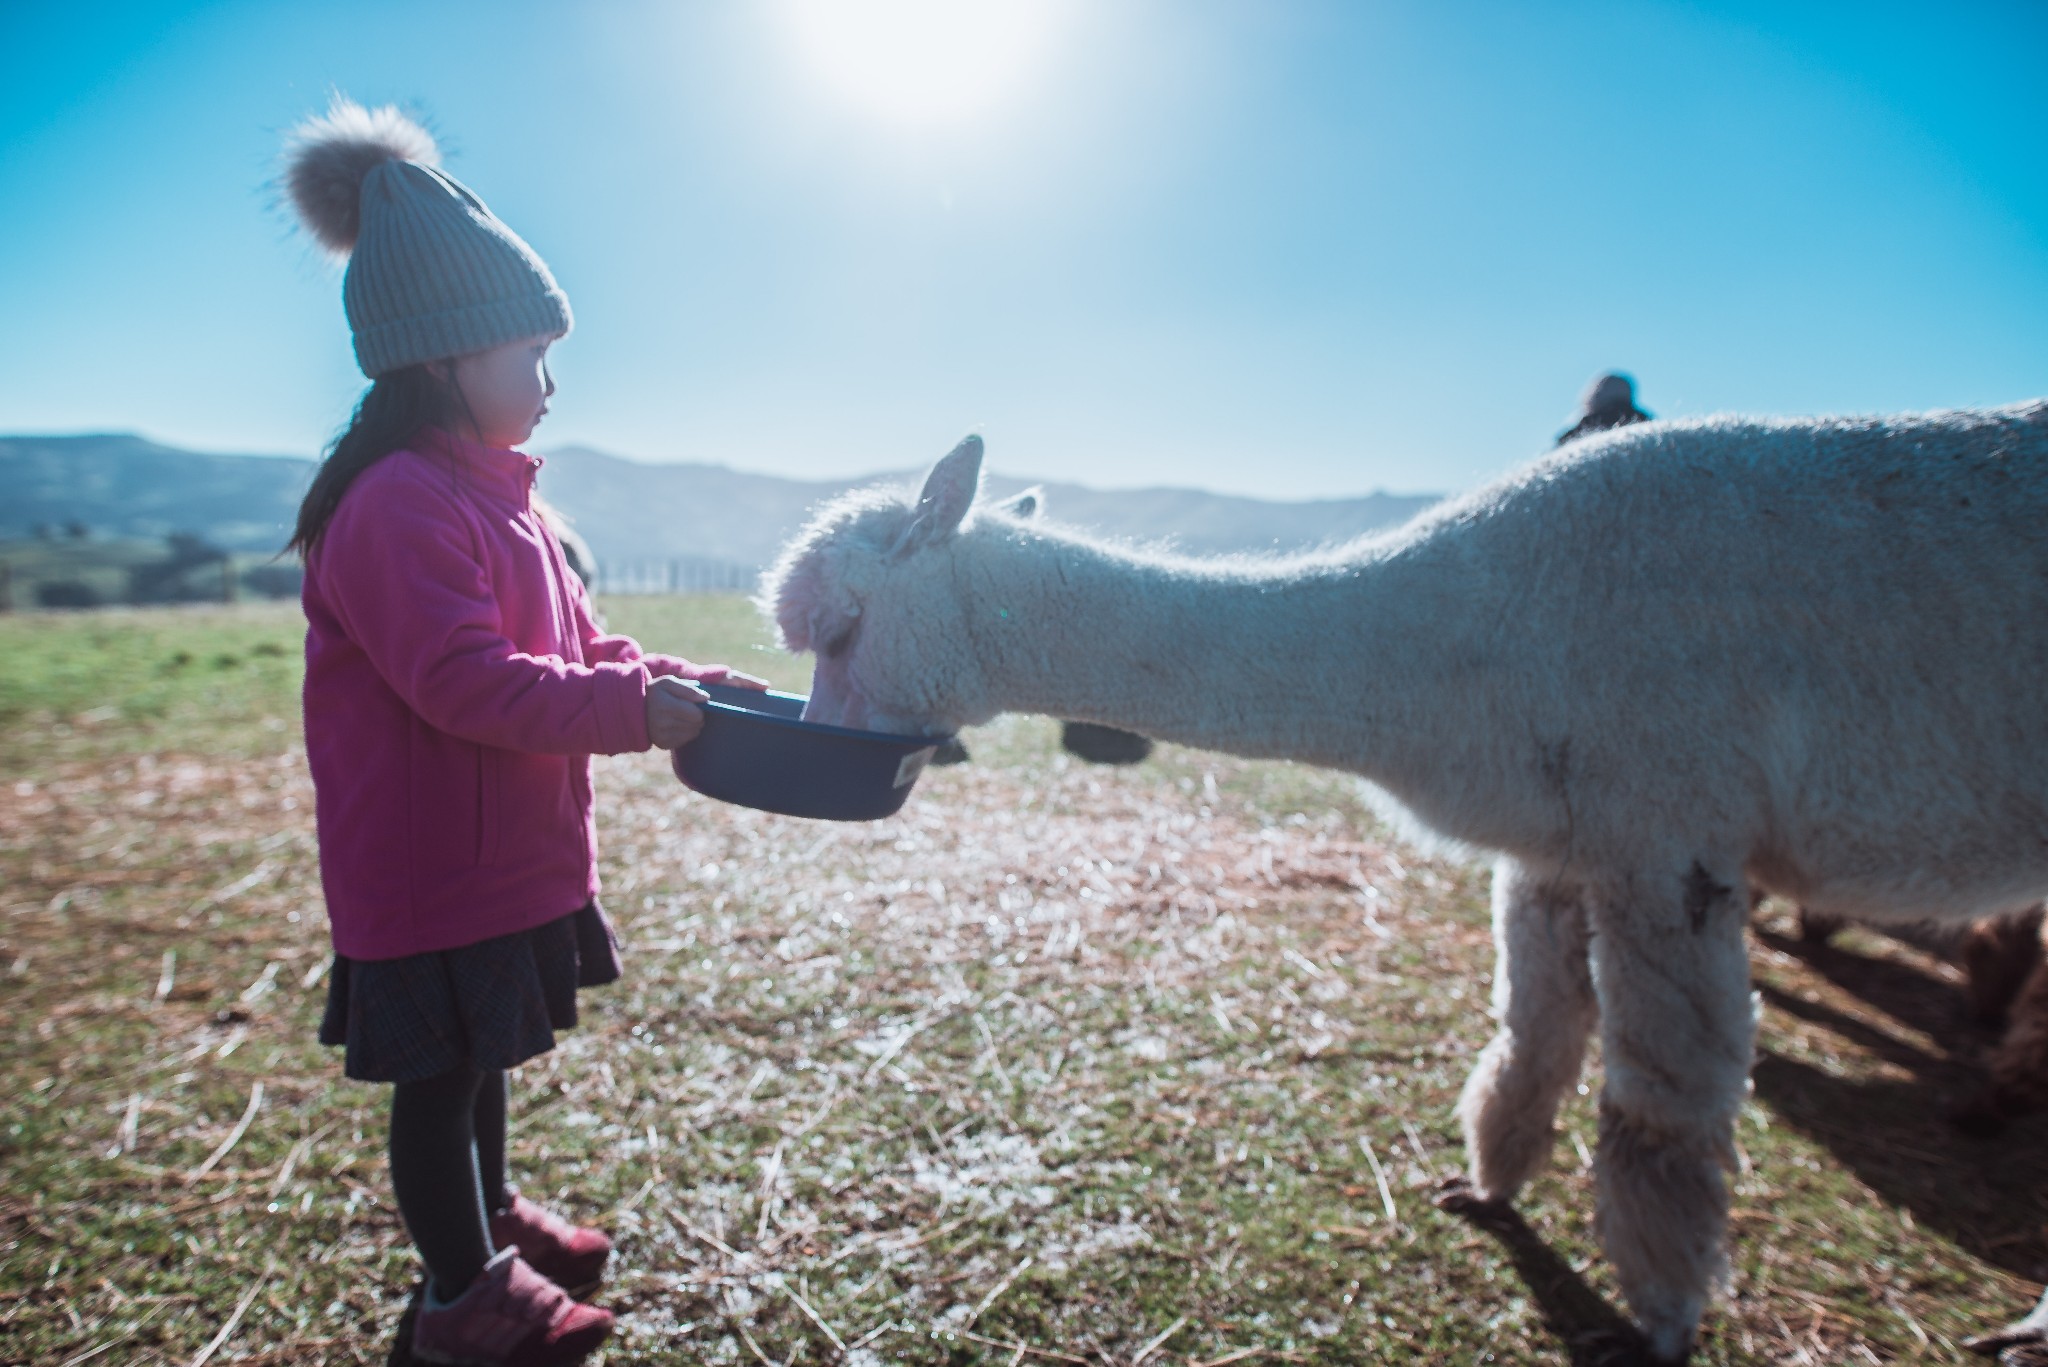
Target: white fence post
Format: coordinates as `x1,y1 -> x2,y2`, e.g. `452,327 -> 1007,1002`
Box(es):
593,556 -> 756,596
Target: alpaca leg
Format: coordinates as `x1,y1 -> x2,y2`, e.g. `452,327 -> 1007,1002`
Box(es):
1961,905 -> 2045,1029
1986,937 -> 2048,1114
1952,912 -> 2048,1136
1453,858 -> 1596,1203
1588,863 -> 1757,1364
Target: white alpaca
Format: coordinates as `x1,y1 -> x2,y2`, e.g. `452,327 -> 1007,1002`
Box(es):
763,402 -> 2048,1362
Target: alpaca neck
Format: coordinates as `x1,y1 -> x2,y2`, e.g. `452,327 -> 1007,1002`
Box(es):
964,525 -> 1460,780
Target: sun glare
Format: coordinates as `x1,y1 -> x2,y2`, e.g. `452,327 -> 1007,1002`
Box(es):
781,0 -> 1065,124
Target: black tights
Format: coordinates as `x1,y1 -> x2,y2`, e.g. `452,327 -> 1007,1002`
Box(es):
389,1067 -> 510,1300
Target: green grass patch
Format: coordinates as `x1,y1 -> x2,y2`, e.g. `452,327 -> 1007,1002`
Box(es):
0,601 -> 306,772
596,594 -> 803,691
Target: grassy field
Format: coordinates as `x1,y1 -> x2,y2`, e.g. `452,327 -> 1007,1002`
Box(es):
2,597 -> 2044,1366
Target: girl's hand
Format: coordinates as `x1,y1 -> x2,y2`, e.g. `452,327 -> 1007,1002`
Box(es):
645,676 -> 711,749
695,666 -> 771,691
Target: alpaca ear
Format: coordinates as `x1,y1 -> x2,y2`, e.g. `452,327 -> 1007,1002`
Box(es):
993,486 -> 1043,520
890,434 -> 983,559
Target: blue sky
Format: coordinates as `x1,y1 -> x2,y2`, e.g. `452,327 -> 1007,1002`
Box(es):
1,0 -> 2043,499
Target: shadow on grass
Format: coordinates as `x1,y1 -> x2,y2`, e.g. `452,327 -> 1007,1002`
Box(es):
1436,1188 -> 1657,1367
1754,926 -> 1985,1045
1747,933 -> 2048,1289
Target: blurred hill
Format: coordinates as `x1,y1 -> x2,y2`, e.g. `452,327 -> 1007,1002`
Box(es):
0,434 -> 1442,576
0,434 -> 311,552
539,444 -> 1440,566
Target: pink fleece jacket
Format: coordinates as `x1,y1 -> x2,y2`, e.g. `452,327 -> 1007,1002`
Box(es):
302,427 -> 711,960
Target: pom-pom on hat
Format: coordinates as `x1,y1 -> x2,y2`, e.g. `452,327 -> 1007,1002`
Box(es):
283,97 -> 571,378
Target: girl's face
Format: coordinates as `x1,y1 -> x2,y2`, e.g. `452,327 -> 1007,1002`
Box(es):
444,335 -> 557,448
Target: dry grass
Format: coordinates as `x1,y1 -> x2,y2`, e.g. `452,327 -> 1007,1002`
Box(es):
3,598 -> 2045,1365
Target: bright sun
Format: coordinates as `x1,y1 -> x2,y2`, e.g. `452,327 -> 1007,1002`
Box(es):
780,0 -> 1066,124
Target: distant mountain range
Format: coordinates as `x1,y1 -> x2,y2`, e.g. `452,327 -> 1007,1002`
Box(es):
0,433 -> 1442,572
1,434 -> 313,553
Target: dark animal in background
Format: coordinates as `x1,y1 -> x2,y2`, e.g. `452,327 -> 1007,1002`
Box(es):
1557,371 -> 1653,446
1960,908 -> 2046,1029
1979,940 -> 2048,1124
1060,721 -> 1154,765
1951,910 -> 2048,1137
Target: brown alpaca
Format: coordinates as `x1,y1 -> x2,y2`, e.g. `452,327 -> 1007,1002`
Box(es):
1958,913 -> 2048,1134
1961,909 -> 2045,1029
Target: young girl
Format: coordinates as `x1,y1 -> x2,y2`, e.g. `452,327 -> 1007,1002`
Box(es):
282,98 -> 762,1366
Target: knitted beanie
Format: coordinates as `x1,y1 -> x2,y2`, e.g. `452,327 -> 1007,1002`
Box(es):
283,98 -> 571,378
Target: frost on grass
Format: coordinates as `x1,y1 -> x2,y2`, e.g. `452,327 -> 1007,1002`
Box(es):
910,1131 -> 1055,1214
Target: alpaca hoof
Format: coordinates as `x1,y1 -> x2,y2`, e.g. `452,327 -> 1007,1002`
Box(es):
930,737 -> 971,766
1432,1174 -> 1510,1216
1568,1328 -> 1675,1367
1966,1321 -> 2048,1357
1634,1315 -> 1698,1365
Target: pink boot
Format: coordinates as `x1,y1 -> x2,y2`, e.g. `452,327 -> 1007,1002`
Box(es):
489,1191 -> 613,1294
411,1248 -> 612,1366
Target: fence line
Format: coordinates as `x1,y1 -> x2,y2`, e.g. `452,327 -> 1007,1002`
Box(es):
592,557 -> 760,596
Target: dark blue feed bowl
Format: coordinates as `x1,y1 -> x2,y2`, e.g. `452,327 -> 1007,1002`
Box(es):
670,683 -> 943,821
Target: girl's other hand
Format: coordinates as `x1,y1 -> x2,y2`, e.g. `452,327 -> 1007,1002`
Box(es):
695,667 -> 771,691
645,676 -> 711,749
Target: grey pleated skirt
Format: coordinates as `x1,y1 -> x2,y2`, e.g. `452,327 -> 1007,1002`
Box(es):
318,900 -> 622,1083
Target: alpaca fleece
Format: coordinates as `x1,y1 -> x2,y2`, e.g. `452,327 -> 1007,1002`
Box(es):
763,402 -> 2048,1361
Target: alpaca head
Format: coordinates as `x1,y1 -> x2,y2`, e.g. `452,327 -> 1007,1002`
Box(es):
763,434 -> 1042,735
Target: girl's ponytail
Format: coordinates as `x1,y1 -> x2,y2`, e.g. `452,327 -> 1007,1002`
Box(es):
288,366 -> 451,557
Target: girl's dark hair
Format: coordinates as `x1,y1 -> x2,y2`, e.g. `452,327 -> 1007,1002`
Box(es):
288,365 -> 458,556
